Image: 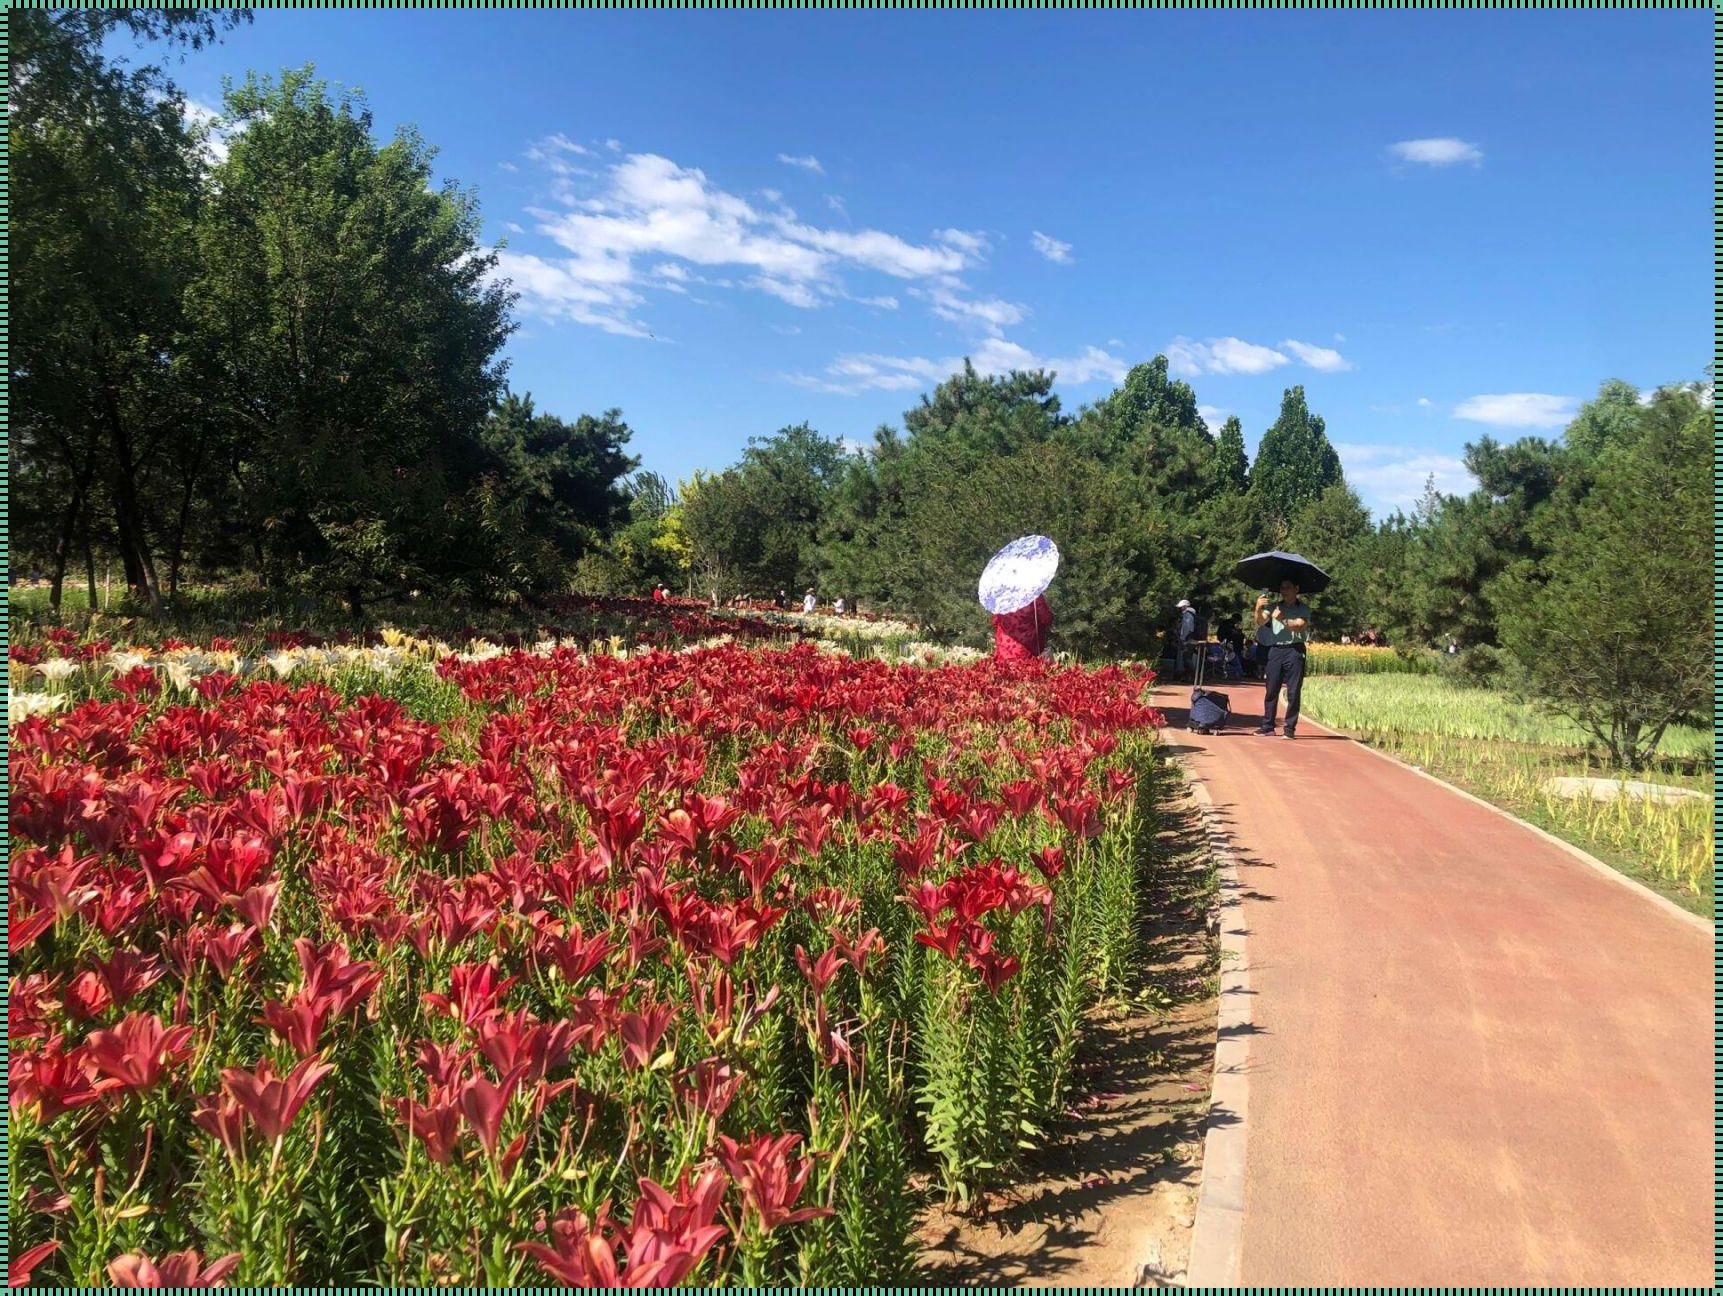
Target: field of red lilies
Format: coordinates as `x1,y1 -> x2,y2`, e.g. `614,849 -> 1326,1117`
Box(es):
9,619 -> 1165,1287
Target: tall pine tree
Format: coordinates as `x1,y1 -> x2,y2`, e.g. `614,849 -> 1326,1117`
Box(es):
1248,386 -> 1342,538
1212,415 -> 1250,493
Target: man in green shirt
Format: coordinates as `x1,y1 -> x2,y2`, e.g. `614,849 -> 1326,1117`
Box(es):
1253,578 -> 1313,739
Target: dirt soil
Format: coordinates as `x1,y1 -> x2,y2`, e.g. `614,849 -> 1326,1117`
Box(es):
916,774 -> 1220,1287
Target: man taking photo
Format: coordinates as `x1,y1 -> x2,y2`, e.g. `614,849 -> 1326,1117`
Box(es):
1254,579 -> 1312,739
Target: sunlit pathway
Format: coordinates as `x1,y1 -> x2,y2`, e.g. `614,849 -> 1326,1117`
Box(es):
1156,683 -> 1714,1286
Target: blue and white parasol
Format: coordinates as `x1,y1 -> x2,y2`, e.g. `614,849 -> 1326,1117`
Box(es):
978,535 -> 1060,615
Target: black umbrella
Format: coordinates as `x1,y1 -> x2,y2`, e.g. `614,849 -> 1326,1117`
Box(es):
1232,549 -> 1332,594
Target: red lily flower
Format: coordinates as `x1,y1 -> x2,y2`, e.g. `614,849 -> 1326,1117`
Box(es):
10,906 -> 58,956
10,1240 -> 60,1288
457,1065 -> 523,1157
795,943 -> 843,996
81,1012 -> 195,1097
13,1039 -> 104,1120
422,961 -> 517,1030
618,1000 -> 676,1071
107,1248 -> 242,1288
65,972 -> 115,1023
715,1132 -> 831,1231
216,1055 -> 333,1143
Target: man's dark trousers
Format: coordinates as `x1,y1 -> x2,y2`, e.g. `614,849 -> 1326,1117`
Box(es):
1262,643 -> 1305,733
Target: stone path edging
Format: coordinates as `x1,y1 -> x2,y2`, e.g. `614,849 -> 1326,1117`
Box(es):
1180,775 -> 1251,1288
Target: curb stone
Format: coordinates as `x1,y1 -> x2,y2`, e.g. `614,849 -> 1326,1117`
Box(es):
1180,775 -> 1251,1288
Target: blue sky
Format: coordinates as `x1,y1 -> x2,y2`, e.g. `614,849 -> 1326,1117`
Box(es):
148,10 -> 1710,517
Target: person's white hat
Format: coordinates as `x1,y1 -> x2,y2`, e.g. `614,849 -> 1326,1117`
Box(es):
1176,599 -> 1192,609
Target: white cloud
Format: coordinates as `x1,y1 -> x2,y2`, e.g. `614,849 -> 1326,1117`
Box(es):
826,194 -> 848,218
1280,339 -> 1352,372
855,294 -> 899,310
605,138 -> 622,152
1417,396 -> 1433,408
1453,392 -> 1577,429
503,221 -> 525,235
923,285 -> 1027,335
838,436 -> 870,455
1334,332 -> 1346,343
508,150 -> 977,331
1198,404 -> 1230,429
527,133 -> 594,176
753,276 -> 822,309
789,338 -> 1125,396
542,132 -> 589,155
782,221 -> 966,279
1167,336 -> 1290,377
936,228 -> 990,257
1031,231 -> 1073,264
777,152 -> 824,174
788,352 -> 946,394
492,249 -> 651,337
498,161 -> 518,173
1336,443 -> 1477,514
1388,137 -> 1483,167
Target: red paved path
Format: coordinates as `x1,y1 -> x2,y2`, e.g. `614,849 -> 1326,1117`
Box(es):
1154,682 -> 1715,1286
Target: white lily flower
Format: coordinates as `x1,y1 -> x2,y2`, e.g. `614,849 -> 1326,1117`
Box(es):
105,651 -> 150,676
34,658 -> 80,683
263,651 -> 299,678
9,690 -> 66,723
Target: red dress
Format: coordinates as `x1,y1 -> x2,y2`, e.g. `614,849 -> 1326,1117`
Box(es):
993,595 -> 1052,662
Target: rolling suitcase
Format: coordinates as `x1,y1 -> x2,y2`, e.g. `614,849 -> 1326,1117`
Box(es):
1188,644 -> 1231,734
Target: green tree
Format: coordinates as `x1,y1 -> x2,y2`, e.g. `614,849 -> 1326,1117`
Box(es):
1396,436 -> 1567,649
1247,386 -> 1343,537
1285,482 -> 1372,636
188,68 -> 512,611
1212,415 -> 1250,494
457,394 -> 638,601
1497,388 -> 1711,769
818,427 -> 913,607
901,361 -> 1063,469
11,9 -> 247,612
576,473 -> 690,595
1561,378 -> 1642,465
900,441 -> 1151,655
734,423 -> 849,593
678,469 -> 755,600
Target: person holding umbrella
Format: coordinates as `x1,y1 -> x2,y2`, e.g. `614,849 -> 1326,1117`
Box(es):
1233,550 -> 1328,740
979,535 -> 1059,663
1254,579 -> 1313,737
993,591 -> 1053,661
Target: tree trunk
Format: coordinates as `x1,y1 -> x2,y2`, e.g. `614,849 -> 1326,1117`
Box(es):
99,378 -> 165,616
51,457 -> 96,614
82,526 -> 99,614
49,547 -> 67,613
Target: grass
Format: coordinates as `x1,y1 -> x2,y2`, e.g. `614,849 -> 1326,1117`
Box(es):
1302,673 -> 1713,765
1300,675 -> 1714,914
1305,643 -> 1439,676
